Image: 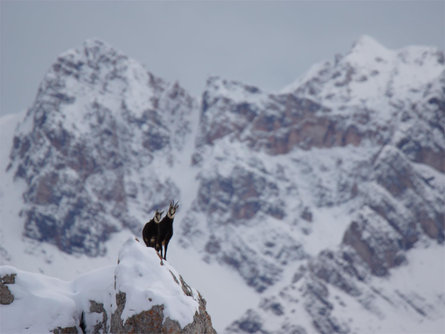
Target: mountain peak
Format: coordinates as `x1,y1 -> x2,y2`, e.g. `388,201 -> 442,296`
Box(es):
352,35 -> 386,51
347,35 -> 394,62
82,38 -> 111,50
203,76 -> 263,107
55,38 -> 127,67
82,38 -> 124,59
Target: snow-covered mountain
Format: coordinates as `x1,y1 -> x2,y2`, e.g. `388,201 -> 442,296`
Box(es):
7,39 -> 196,256
1,35 -> 444,333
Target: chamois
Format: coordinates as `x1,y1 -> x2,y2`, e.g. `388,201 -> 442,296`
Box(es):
142,210 -> 163,251
158,201 -> 179,260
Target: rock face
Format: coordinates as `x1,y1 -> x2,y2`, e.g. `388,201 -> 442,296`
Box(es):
0,273 -> 16,305
3,36 -> 445,333
218,36 -> 445,333
0,239 -> 216,334
110,291 -> 214,334
184,37 -> 445,296
8,39 -> 196,256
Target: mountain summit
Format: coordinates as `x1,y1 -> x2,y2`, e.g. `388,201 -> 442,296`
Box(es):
348,34 -> 393,59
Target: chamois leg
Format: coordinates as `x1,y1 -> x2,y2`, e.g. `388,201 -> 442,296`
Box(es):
159,240 -> 164,259
163,239 -> 170,261
154,242 -> 164,265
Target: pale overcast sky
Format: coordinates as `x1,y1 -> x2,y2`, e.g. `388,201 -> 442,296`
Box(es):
1,1 -> 444,116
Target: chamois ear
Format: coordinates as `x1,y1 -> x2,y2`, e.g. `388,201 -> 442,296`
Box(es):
174,201 -> 179,209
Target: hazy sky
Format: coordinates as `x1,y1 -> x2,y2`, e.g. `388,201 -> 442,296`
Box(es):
1,1 -> 444,116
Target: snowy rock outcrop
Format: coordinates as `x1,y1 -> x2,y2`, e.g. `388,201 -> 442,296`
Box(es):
0,238 -> 216,334
0,273 -> 15,305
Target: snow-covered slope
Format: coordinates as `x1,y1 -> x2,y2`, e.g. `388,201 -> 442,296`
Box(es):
0,238 -> 215,333
227,242 -> 445,334
284,35 -> 443,112
198,37 -> 444,333
1,36 -> 444,333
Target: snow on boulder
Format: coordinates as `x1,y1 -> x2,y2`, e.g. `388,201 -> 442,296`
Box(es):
111,238 -> 215,333
0,265 -> 81,333
0,238 -> 216,334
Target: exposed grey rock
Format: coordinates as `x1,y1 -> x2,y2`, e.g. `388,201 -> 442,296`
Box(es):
110,290 -> 216,334
226,309 -> 267,334
0,273 -> 16,305
88,300 -> 108,334
52,327 -> 78,334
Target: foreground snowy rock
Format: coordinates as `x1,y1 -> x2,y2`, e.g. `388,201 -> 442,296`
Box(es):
0,238 -> 216,333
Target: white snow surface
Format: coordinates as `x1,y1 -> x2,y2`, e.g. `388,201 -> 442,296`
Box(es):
169,242 -> 260,331
0,265 -> 82,333
333,241 -> 445,334
0,238 -> 202,333
243,240 -> 445,334
283,34 -> 444,122
114,238 -> 200,328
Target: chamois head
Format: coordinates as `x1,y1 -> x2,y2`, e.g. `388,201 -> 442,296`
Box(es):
154,210 -> 164,223
167,201 -> 179,219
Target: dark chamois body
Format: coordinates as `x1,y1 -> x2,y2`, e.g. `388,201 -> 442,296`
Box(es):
158,201 -> 179,260
142,210 -> 163,251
